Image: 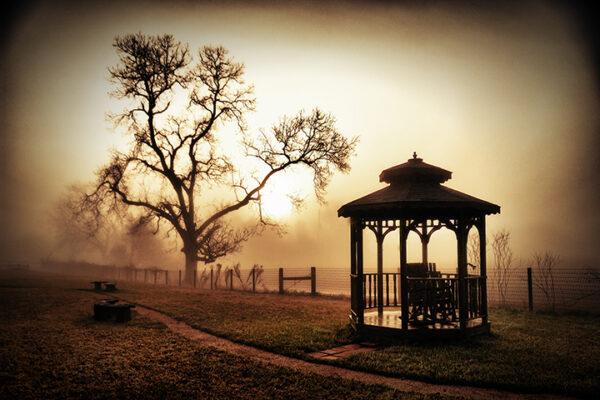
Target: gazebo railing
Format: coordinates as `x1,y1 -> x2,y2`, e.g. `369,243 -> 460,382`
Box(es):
363,272 -> 400,309
464,276 -> 485,320
361,272 -> 486,322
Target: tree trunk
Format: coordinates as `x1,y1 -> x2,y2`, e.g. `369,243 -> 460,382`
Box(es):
184,251 -> 197,286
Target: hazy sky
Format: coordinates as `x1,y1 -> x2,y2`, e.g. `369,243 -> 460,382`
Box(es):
1,0 -> 599,271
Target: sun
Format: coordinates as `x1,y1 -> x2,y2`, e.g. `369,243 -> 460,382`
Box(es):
261,190 -> 294,220
259,175 -> 299,220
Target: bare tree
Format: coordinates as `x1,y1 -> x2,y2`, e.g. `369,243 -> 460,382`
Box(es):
532,251 -> 559,312
467,229 -> 487,276
87,33 -> 357,283
491,229 -> 514,306
467,231 -> 480,272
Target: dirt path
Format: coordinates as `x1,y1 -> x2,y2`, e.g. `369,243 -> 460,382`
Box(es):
131,304 -> 572,400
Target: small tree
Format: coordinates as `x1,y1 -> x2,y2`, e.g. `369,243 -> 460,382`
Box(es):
467,229 -> 487,275
491,229 -> 514,306
532,251 -> 559,312
87,33 -> 358,284
467,230 -> 480,272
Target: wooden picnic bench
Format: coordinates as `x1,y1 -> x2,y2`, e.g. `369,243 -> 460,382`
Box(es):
91,281 -> 106,290
93,299 -> 135,322
90,281 -> 116,291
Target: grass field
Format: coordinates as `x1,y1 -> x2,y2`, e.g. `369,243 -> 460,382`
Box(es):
2,269 -> 599,399
0,269 -> 456,400
110,279 -> 600,398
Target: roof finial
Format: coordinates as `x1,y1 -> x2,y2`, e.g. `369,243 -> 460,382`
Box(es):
413,151 -> 417,159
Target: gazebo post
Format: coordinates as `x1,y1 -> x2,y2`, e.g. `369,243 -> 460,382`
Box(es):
350,217 -> 365,327
457,218 -> 469,331
478,216 -> 488,325
356,219 -> 365,325
376,221 -> 384,316
421,222 -> 429,266
400,220 -> 409,330
357,219 -> 364,325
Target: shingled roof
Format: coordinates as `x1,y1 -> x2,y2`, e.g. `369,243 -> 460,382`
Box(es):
338,153 -> 500,219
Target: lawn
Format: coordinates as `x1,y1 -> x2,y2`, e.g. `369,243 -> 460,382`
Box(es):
0,269 -> 455,400
111,281 -> 353,357
108,278 -> 600,398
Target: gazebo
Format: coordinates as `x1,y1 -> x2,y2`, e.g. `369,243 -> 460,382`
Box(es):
338,153 -> 500,339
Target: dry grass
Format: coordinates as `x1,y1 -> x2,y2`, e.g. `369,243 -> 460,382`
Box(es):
112,281 -> 353,356
0,270 -> 456,400
109,279 -> 600,398
343,308 -> 600,398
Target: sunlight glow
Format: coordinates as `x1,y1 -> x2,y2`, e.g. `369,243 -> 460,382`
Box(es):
261,190 -> 294,220
259,175 -> 301,220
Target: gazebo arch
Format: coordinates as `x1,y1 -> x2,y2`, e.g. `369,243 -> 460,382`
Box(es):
338,153 -> 500,339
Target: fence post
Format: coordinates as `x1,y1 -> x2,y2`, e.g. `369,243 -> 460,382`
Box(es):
310,266 -> 316,296
229,269 -> 233,290
527,267 -> 533,312
252,267 -> 256,293
211,267 -> 214,290
279,268 -> 284,294
179,270 -> 181,286
194,269 -> 197,288
165,270 -> 168,285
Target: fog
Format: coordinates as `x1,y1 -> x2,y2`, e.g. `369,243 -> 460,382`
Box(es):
1,0 -> 598,272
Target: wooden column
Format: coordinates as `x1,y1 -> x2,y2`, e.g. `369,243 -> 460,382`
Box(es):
376,221 -> 384,316
357,220 -> 364,324
478,216 -> 488,324
421,223 -> 429,266
457,219 -> 469,331
400,220 -> 409,330
350,217 -> 364,326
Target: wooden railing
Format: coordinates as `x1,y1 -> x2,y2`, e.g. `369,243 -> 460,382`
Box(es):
465,276 -> 485,320
361,272 -> 486,322
363,272 -> 400,309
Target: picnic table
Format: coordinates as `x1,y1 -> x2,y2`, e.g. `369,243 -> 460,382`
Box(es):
93,299 -> 135,322
90,281 -> 117,291
90,281 -> 106,290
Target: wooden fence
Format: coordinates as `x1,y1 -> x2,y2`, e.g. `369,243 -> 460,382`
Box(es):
39,261 -> 600,312
279,267 -> 316,295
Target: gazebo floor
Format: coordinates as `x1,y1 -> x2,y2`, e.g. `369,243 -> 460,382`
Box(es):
359,309 -> 489,339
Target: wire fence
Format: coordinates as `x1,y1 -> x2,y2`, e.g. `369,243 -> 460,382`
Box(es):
40,260 -> 600,313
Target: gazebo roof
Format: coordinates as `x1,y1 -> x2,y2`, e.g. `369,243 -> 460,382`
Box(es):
379,152 -> 452,184
338,154 -> 500,218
